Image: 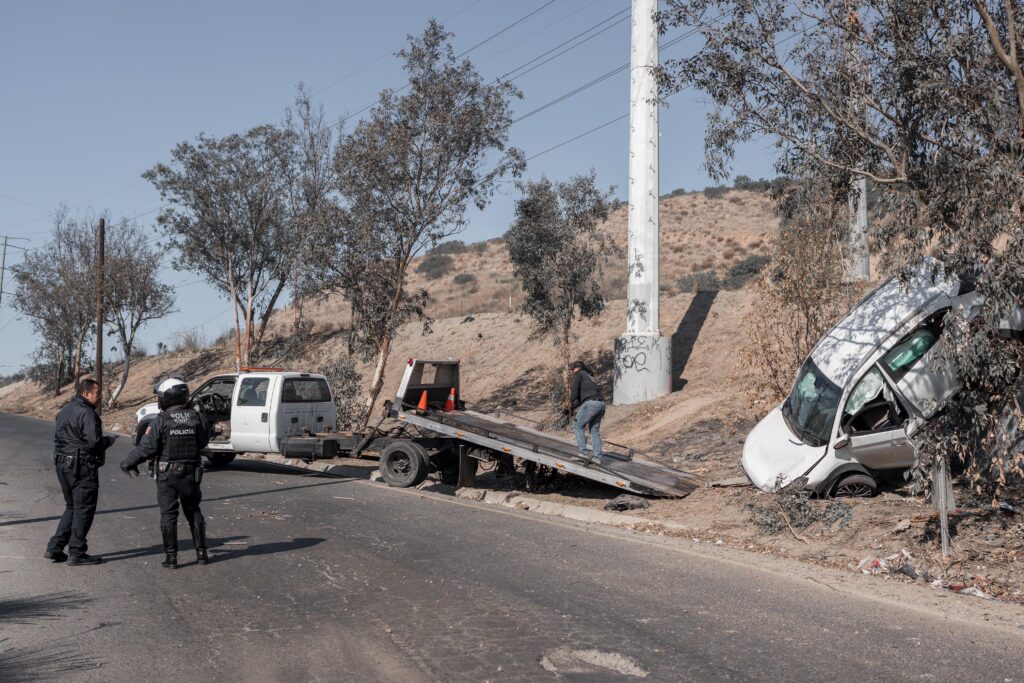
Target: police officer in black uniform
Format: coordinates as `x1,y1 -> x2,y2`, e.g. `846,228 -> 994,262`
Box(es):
45,378 -> 117,565
120,378 -> 211,569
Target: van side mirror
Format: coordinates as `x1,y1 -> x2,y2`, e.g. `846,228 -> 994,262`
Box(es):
833,434 -> 850,450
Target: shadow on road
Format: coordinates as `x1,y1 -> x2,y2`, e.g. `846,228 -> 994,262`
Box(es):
0,474 -> 357,529
206,536 -> 327,564
0,640 -> 102,683
100,535 -> 325,565
0,593 -> 103,682
0,591 -> 92,625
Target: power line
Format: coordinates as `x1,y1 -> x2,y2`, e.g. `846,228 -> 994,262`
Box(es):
524,15 -> 819,161
476,0 -> 604,66
456,0 -> 558,58
512,25 -> 711,125
257,0 -> 489,126
499,6 -> 630,82
334,0 -> 565,129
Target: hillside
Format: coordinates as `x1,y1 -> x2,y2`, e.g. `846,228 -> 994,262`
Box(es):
0,188 -> 775,469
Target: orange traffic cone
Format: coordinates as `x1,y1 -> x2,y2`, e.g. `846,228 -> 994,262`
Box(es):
417,390 -> 428,410
444,387 -> 456,412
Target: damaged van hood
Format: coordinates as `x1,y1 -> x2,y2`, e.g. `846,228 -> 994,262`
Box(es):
741,405 -> 827,492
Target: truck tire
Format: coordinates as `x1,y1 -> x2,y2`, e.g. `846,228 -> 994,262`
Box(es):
206,452 -> 236,468
379,442 -> 428,488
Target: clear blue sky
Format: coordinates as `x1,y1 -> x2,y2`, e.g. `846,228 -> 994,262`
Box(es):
0,0 -> 776,372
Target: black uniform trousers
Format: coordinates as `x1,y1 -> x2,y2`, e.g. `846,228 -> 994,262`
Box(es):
156,462 -> 204,551
47,459 -> 99,557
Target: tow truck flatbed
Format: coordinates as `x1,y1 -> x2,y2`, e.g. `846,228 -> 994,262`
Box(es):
389,360 -> 703,497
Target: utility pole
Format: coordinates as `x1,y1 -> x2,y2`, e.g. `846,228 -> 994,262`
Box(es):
0,235 -> 29,308
94,218 -> 105,411
846,1 -> 870,281
613,0 -> 672,405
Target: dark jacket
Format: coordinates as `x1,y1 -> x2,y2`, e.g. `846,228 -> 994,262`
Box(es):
54,395 -> 111,465
123,404 -> 211,469
570,370 -> 603,409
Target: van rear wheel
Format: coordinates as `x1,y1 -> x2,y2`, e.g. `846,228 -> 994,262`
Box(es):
379,442 -> 428,488
832,473 -> 877,498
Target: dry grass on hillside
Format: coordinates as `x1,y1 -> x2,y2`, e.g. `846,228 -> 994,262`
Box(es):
284,189 -> 776,335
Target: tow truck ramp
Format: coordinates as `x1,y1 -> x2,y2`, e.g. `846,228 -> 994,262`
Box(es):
390,359 -> 704,497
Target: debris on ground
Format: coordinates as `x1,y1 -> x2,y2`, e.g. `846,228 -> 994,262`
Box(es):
706,476 -> 751,488
956,586 -> 990,599
824,501 -> 854,529
891,518 -> 911,534
605,494 -> 651,512
858,556 -> 887,574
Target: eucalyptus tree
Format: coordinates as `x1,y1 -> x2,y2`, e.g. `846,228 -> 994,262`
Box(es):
505,172 -> 619,403
103,220 -> 175,407
331,21 -> 524,424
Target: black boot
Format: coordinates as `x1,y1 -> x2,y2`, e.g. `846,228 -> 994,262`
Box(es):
191,522 -> 208,565
160,526 -> 177,569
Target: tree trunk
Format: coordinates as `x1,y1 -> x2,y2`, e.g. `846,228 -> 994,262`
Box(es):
108,348 -> 131,408
561,322 -> 574,410
54,350 -> 64,397
252,279 -> 287,358
360,258 -> 410,429
362,335 -> 392,429
227,259 -> 243,371
71,329 -> 86,386
107,328 -> 134,408
244,277 -> 254,366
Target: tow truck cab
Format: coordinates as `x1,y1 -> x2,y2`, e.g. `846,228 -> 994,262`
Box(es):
134,370 -> 337,465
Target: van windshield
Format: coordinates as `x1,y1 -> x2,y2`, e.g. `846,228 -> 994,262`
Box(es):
782,359 -> 841,447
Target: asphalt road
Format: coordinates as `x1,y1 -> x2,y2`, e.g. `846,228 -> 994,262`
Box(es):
1,412 -> 1022,682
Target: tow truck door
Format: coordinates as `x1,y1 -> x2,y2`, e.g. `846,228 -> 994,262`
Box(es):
230,375 -> 275,452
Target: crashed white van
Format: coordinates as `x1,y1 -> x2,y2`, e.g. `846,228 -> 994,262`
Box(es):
742,257 -> 1021,497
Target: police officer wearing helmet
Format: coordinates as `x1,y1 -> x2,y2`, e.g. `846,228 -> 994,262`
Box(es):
120,378 -> 211,569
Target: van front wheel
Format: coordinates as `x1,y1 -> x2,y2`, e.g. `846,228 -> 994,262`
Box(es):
832,473 -> 877,498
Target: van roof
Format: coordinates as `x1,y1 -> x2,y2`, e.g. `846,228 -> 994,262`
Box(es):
809,258 -> 956,387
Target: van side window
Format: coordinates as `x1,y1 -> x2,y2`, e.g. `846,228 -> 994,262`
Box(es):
881,327 -> 940,383
237,378 -> 269,407
281,378 -> 332,403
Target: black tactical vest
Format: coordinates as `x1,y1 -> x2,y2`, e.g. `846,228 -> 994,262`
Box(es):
160,408 -> 202,463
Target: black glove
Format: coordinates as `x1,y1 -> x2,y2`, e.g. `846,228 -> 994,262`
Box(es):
120,458 -> 140,477
103,434 -> 119,449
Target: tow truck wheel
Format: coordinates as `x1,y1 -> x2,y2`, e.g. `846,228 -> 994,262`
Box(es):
206,453 -> 236,468
380,442 -> 428,488
831,473 -> 877,498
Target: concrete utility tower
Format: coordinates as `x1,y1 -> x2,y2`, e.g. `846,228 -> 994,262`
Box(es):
614,0 -> 672,405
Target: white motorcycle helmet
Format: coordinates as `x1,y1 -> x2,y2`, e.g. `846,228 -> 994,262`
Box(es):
155,377 -> 190,410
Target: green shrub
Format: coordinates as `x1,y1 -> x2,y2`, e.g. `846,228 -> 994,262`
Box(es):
725,254 -> 772,289
677,269 -> 722,293
416,253 -> 454,280
427,240 -> 467,255
703,185 -> 729,199
453,273 -> 477,286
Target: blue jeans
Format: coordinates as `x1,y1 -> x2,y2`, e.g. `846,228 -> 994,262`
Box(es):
574,400 -> 605,459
